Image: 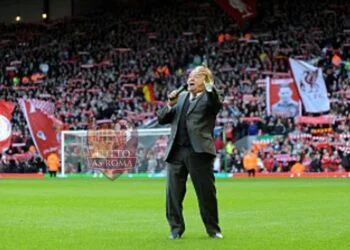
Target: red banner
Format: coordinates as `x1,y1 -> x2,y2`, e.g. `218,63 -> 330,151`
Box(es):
0,100 -> 15,153
295,116 -> 336,125
18,99 -> 60,160
240,117 -> 263,123
4,152 -> 34,161
215,0 -> 257,25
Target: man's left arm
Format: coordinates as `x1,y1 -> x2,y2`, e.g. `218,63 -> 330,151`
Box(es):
204,82 -> 223,114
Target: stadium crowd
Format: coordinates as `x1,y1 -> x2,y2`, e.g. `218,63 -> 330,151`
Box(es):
0,0 -> 350,174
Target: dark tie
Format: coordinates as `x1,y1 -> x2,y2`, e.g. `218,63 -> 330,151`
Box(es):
191,93 -> 197,102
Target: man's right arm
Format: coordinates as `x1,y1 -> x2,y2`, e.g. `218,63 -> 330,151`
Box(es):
157,105 -> 176,125
157,90 -> 178,125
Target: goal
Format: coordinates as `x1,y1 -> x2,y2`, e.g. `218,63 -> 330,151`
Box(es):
60,128 -> 171,177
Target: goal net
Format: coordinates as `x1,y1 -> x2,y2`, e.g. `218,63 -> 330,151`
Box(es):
60,128 -> 171,176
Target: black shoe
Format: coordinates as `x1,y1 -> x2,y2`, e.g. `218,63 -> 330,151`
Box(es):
209,232 -> 224,239
169,233 -> 181,240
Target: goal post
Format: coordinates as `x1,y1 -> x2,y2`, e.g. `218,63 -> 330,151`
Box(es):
60,128 -> 171,176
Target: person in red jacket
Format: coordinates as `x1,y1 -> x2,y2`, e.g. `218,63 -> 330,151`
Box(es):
321,151 -> 331,172
214,136 -> 224,151
263,153 -> 274,172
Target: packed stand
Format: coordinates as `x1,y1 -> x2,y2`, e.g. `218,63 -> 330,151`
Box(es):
0,0 -> 350,173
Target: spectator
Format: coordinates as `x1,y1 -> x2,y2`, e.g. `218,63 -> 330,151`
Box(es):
263,153 -> 274,172
247,122 -> 259,136
46,153 -> 60,178
310,153 -> 322,173
341,152 -> 350,177
243,149 -> 257,177
214,153 -> 221,173
214,136 -> 224,151
274,119 -> 286,135
231,152 -> 243,173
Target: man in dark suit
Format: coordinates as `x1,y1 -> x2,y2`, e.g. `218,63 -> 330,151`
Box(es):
341,151 -> 350,177
157,66 -> 223,239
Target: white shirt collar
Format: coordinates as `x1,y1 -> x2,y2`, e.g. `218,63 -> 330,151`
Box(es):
190,91 -> 204,101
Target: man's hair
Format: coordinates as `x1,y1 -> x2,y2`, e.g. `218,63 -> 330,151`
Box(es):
194,66 -> 214,85
279,85 -> 292,91
279,86 -> 292,93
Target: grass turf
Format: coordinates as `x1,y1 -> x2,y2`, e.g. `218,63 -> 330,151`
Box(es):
0,178 -> 349,250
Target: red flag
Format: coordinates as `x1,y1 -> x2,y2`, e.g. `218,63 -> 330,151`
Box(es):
18,99 -> 60,160
215,0 -> 257,25
0,100 -> 15,153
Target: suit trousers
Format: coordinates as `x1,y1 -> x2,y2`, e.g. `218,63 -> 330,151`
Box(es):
166,145 -> 221,236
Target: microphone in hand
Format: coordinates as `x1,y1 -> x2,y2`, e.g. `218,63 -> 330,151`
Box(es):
168,84 -> 187,101
167,84 -> 187,106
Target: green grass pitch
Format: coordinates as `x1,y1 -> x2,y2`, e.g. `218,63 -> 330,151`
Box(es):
0,178 -> 349,250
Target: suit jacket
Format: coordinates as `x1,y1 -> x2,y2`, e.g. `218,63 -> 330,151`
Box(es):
157,87 -> 223,162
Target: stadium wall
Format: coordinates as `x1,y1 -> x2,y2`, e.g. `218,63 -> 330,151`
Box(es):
50,0 -> 72,20
0,0 -> 160,22
0,0 -> 42,22
0,0 -> 99,22
72,0 -> 102,16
